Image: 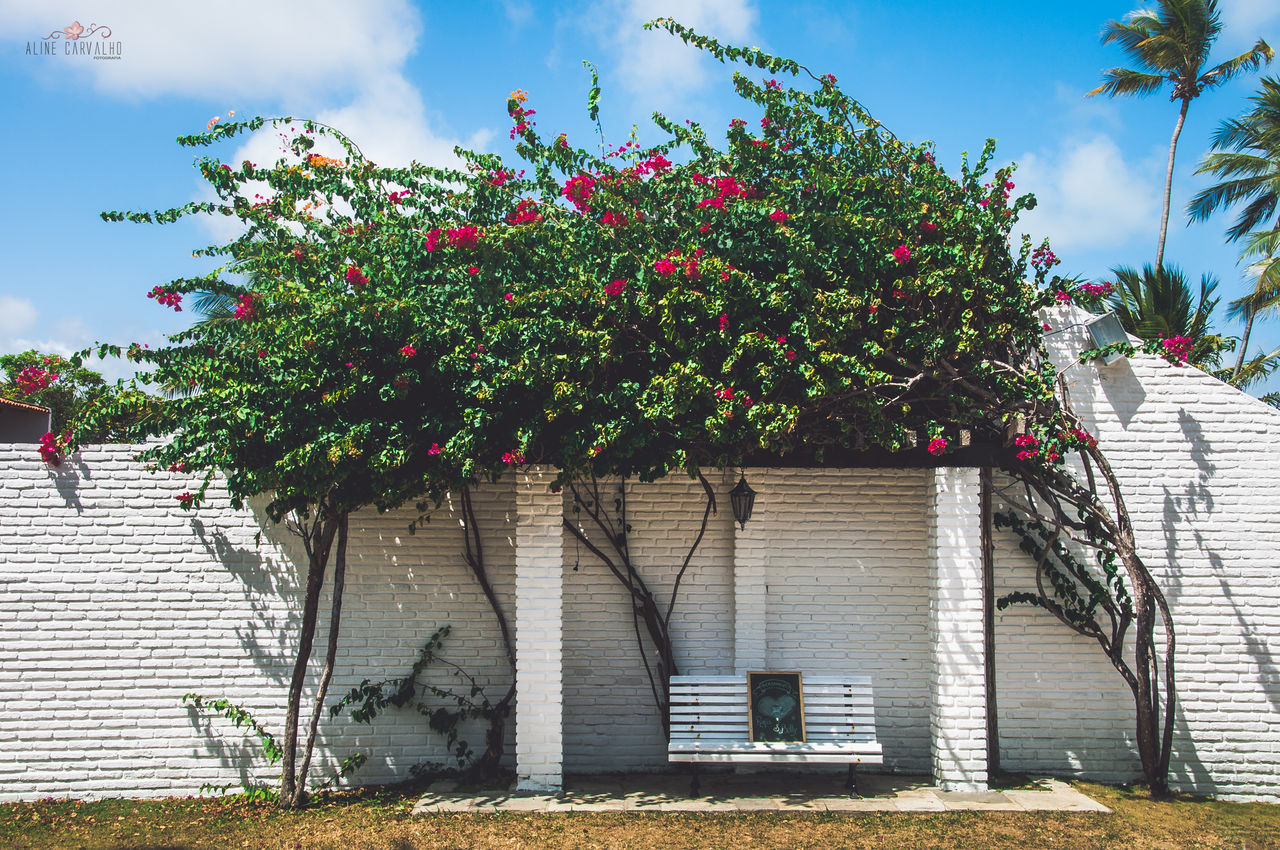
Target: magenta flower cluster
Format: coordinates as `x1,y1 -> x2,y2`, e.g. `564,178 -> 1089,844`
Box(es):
147,286 -> 183,311
38,431 -> 63,466
507,199 -> 541,225
345,265 -> 368,288
17,366 -> 58,395
562,173 -> 597,212
1031,245 -> 1060,269
233,293 -> 257,321
927,437 -> 947,456
1162,336 -> 1193,366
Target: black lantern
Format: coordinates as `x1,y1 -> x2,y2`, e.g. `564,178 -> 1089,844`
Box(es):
729,473 -> 757,530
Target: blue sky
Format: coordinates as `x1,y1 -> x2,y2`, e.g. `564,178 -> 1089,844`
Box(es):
2,0 -> 1279,390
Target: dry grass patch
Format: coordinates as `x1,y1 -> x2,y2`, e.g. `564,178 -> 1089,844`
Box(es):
1,781 -> 1277,849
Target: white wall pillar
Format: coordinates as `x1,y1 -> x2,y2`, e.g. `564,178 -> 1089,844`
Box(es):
732,470 -> 768,673
514,467 -> 564,791
928,466 -> 989,791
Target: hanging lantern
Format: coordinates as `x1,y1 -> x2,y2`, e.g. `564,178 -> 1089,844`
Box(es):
729,473 -> 757,530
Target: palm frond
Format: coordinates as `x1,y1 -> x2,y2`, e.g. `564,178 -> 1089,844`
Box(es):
1199,40 -> 1275,91
1228,344 -> 1280,390
1226,255 -> 1280,321
1088,68 -> 1168,98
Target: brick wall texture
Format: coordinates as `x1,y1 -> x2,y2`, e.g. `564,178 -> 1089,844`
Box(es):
1,308 -> 1277,802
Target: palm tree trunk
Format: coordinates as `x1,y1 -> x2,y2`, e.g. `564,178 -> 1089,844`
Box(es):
1232,309 -> 1256,381
1156,99 -> 1190,273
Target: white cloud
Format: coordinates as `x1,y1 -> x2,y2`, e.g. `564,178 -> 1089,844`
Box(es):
604,0 -> 759,109
0,0 -> 420,103
1015,134 -> 1160,253
0,297 -> 38,337
1218,0 -> 1280,48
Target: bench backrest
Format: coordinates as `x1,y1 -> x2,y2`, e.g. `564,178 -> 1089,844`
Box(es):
669,675 -> 877,744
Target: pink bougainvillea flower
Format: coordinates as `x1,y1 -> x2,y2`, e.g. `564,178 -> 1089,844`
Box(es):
719,314 -> 730,331
345,265 -> 368,288
504,292 -> 514,301
37,431 -> 63,466
17,367 -> 58,395
1162,335 -> 1193,366
400,344 -> 417,358
785,350 -> 796,361
1014,434 -> 1038,447
1054,290 -> 1072,303
562,173 -> 597,212
604,279 -> 627,296
683,260 -> 700,280
769,209 -> 789,222
467,265 -> 479,276
147,285 -> 183,311
175,491 -> 195,508
233,293 -> 257,321
927,437 -> 947,456
919,221 -> 937,234
654,258 -> 677,277
428,443 -> 441,455
1076,281 -> 1114,298
424,228 -> 442,252
1070,427 -> 1098,448
501,451 -> 525,464
892,244 -> 911,265
446,226 -> 480,249
714,387 -> 735,400
507,198 -> 542,225
1042,323 -> 1052,331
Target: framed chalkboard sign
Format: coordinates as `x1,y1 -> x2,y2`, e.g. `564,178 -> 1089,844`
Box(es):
747,672 -> 806,742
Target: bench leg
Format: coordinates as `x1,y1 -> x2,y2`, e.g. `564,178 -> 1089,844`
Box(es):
846,764 -> 859,797
690,765 -> 701,797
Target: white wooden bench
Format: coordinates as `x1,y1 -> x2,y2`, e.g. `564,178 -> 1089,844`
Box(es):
668,675 -> 883,795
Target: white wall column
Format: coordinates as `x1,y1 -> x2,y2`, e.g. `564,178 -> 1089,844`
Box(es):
732,470 -> 768,673
514,467 -> 564,791
928,466 -> 989,791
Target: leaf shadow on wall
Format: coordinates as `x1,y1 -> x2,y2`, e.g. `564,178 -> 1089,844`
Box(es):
189,503 -> 306,688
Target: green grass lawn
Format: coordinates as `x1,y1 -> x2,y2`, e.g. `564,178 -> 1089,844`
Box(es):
1,781 -> 1276,849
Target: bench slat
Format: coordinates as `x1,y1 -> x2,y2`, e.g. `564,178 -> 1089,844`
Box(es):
667,675 -> 881,768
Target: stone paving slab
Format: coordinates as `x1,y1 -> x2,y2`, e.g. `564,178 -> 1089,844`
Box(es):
412,773 -> 1112,815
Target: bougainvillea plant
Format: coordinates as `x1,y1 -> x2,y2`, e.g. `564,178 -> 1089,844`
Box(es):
71,20 -> 1176,800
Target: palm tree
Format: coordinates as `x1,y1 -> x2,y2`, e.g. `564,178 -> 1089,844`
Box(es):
1088,0 -> 1273,272
1189,76 -> 1280,241
1189,76 -> 1280,379
1223,253 -> 1280,379
1107,263 -> 1232,368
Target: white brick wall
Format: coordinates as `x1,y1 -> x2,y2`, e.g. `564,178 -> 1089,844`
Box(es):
513,467 -> 564,790
4,317 -> 1280,806
928,467 -> 988,791
562,473 -> 734,771
0,445 -> 516,802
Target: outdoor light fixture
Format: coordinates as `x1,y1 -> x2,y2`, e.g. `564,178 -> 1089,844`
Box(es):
729,472 -> 757,530
1085,311 -> 1130,366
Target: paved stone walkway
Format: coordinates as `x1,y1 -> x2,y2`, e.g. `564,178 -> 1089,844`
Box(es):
412,772 -> 1112,814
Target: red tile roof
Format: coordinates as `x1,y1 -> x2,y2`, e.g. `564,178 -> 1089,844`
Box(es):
0,396 -> 52,414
